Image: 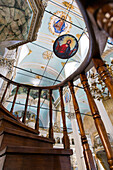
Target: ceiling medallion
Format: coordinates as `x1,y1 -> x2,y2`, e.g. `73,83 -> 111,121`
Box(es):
53,34 -> 78,59
49,11 -> 72,36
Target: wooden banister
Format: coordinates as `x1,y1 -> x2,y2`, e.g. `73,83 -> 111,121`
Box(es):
35,89 -> 41,132
10,85 -> 19,114
59,87 -> 70,149
49,89 -> 53,139
22,88 -> 30,124
80,73 -> 113,169
1,81 -> 10,104
68,81 -> 96,170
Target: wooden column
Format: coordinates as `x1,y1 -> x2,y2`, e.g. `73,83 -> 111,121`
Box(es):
68,81 -> 96,170
35,89 -> 41,133
1,81 -> 10,103
10,85 -> 19,114
92,56 -> 113,98
59,87 -> 70,149
80,73 -> 113,169
22,88 -> 30,124
49,89 -> 53,139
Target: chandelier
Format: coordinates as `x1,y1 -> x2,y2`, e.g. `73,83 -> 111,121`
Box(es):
88,60 -> 113,100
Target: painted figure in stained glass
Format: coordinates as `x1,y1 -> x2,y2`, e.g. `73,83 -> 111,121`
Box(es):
53,34 -> 78,59
49,11 -> 72,35
53,15 -> 66,33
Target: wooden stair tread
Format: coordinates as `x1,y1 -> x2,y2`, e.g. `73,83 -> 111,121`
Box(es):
0,114 -> 39,134
0,146 -> 73,155
0,127 -> 54,144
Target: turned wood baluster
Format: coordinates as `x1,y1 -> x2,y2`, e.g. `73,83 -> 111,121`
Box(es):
35,89 -> 41,132
80,73 -> 113,169
68,81 -> 96,170
92,56 -> 113,98
10,85 -> 19,114
22,88 -> 30,124
59,87 -> 70,149
1,81 -> 10,103
49,89 -> 53,139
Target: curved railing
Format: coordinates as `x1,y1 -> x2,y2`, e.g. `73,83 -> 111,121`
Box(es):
0,0 -> 113,169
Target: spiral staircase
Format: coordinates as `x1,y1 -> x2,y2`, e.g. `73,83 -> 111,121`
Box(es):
0,0 -> 113,170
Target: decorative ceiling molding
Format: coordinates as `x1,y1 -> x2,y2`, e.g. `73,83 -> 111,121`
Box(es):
20,62 -> 64,80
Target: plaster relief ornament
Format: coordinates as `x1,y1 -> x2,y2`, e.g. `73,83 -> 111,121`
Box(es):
53,34 -> 78,59
42,51 -> 53,60
62,1 -> 74,10
49,11 -> 72,35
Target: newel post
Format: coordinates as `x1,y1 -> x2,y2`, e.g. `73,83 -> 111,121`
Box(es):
68,81 -> 96,170
59,87 -> 70,149
80,73 -> 113,169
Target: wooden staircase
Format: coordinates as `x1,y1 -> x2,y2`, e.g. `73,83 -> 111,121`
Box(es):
0,105 -> 73,170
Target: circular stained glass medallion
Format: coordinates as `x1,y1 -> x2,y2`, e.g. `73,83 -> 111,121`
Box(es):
53,34 -> 78,59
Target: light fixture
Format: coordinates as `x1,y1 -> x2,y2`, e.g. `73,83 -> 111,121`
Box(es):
88,60 -> 113,100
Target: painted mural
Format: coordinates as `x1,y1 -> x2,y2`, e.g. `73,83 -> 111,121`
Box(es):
53,34 -> 78,59
11,87 -> 54,101
49,11 -> 72,35
0,0 -> 33,41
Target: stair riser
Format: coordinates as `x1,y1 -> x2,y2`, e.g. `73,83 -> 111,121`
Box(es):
0,119 -> 36,134
0,154 -> 71,170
